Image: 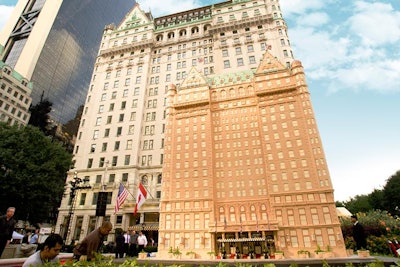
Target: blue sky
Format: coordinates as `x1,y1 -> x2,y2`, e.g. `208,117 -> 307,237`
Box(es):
0,0 -> 399,201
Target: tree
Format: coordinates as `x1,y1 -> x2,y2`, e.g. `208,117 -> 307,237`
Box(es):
0,123 -> 73,224
344,194 -> 373,214
382,170 -> 400,216
28,98 -> 52,134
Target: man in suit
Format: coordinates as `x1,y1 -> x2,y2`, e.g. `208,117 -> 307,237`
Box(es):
351,215 -> 367,250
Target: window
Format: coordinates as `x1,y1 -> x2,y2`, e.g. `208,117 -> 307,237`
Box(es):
114,141 -> 120,150
109,103 -> 114,111
106,72 -> 111,79
95,117 -> 101,126
99,157 -> 105,167
247,45 -> 254,53
79,193 -> 86,205
223,60 -> 230,68
249,56 -> 256,64
235,47 -> 242,55
119,114 -> 124,122
237,58 -> 244,66
124,155 -> 130,165
93,130 -> 99,139
104,128 -> 110,137
112,156 -> 118,167
117,127 -> 122,136
87,158 -> 93,168
102,143 -> 107,152
122,173 -> 128,182
109,173 -> 115,183
90,144 -> 96,153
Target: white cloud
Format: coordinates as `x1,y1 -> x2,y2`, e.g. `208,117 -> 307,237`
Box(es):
0,5 -> 14,32
138,0 -> 202,17
281,0 -> 400,94
349,1 -> 400,46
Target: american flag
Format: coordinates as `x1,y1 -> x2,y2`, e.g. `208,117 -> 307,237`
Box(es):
114,183 -> 128,214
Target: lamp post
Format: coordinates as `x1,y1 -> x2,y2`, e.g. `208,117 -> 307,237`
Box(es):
64,172 -> 91,243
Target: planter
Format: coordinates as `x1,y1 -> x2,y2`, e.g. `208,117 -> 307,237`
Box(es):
138,252 -> 147,259
174,254 -> 182,259
297,253 -> 309,258
274,252 -> 284,259
357,250 -> 370,257
314,253 -> 324,258
346,249 -> 354,256
323,252 -> 334,258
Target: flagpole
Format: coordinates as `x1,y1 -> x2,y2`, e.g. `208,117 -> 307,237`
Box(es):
119,181 -> 136,199
139,182 -> 155,200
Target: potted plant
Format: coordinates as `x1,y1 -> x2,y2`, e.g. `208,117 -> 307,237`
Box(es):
357,249 -> 370,257
274,250 -> 284,259
138,249 -> 147,259
314,245 -> 324,258
323,245 -> 334,258
207,251 -> 216,259
186,250 -> 196,259
297,250 -> 310,258
172,247 -> 182,259
168,246 -> 173,258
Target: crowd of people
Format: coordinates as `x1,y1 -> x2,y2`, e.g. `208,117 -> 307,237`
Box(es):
114,229 -> 148,258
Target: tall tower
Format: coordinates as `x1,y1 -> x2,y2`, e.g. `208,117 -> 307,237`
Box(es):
57,0 -> 346,258
0,0 -> 135,125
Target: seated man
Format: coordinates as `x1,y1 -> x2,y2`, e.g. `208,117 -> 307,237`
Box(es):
22,234 -> 63,267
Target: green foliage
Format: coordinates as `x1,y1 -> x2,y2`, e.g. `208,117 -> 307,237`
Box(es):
383,171 -> 400,215
0,123 -> 73,224
341,209 -> 400,255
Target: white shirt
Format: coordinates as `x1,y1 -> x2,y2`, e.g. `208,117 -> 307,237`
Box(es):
137,235 -> 147,246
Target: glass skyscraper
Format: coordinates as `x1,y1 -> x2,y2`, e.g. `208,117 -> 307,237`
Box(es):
0,0 -> 136,124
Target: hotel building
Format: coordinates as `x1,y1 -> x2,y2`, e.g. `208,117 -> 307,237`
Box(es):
56,0 -> 346,258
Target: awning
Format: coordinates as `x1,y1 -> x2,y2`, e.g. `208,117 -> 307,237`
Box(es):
217,237 -> 266,243
129,223 -> 159,231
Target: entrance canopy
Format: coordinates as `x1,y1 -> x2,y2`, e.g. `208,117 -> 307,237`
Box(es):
217,237 -> 265,242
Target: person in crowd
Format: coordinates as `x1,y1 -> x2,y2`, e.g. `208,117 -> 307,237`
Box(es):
137,231 -> 147,253
123,230 -> 130,256
351,215 -> 367,250
30,229 -> 40,245
114,230 -> 125,259
22,234 -> 63,267
22,230 -> 32,244
129,230 -> 138,257
73,221 -> 113,261
0,207 -> 16,257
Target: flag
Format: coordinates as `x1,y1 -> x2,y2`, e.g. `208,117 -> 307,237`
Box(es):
134,182 -> 147,215
240,216 -> 243,233
114,183 -> 128,214
224,217 -> 227,230
267,45 -> 272,50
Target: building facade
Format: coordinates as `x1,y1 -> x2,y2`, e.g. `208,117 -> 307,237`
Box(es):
0,0 -> 135,125
56,0 -> 346,258
0,45 -> 32,126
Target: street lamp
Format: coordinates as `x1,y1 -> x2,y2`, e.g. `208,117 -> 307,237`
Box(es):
64,172 -> 91,243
